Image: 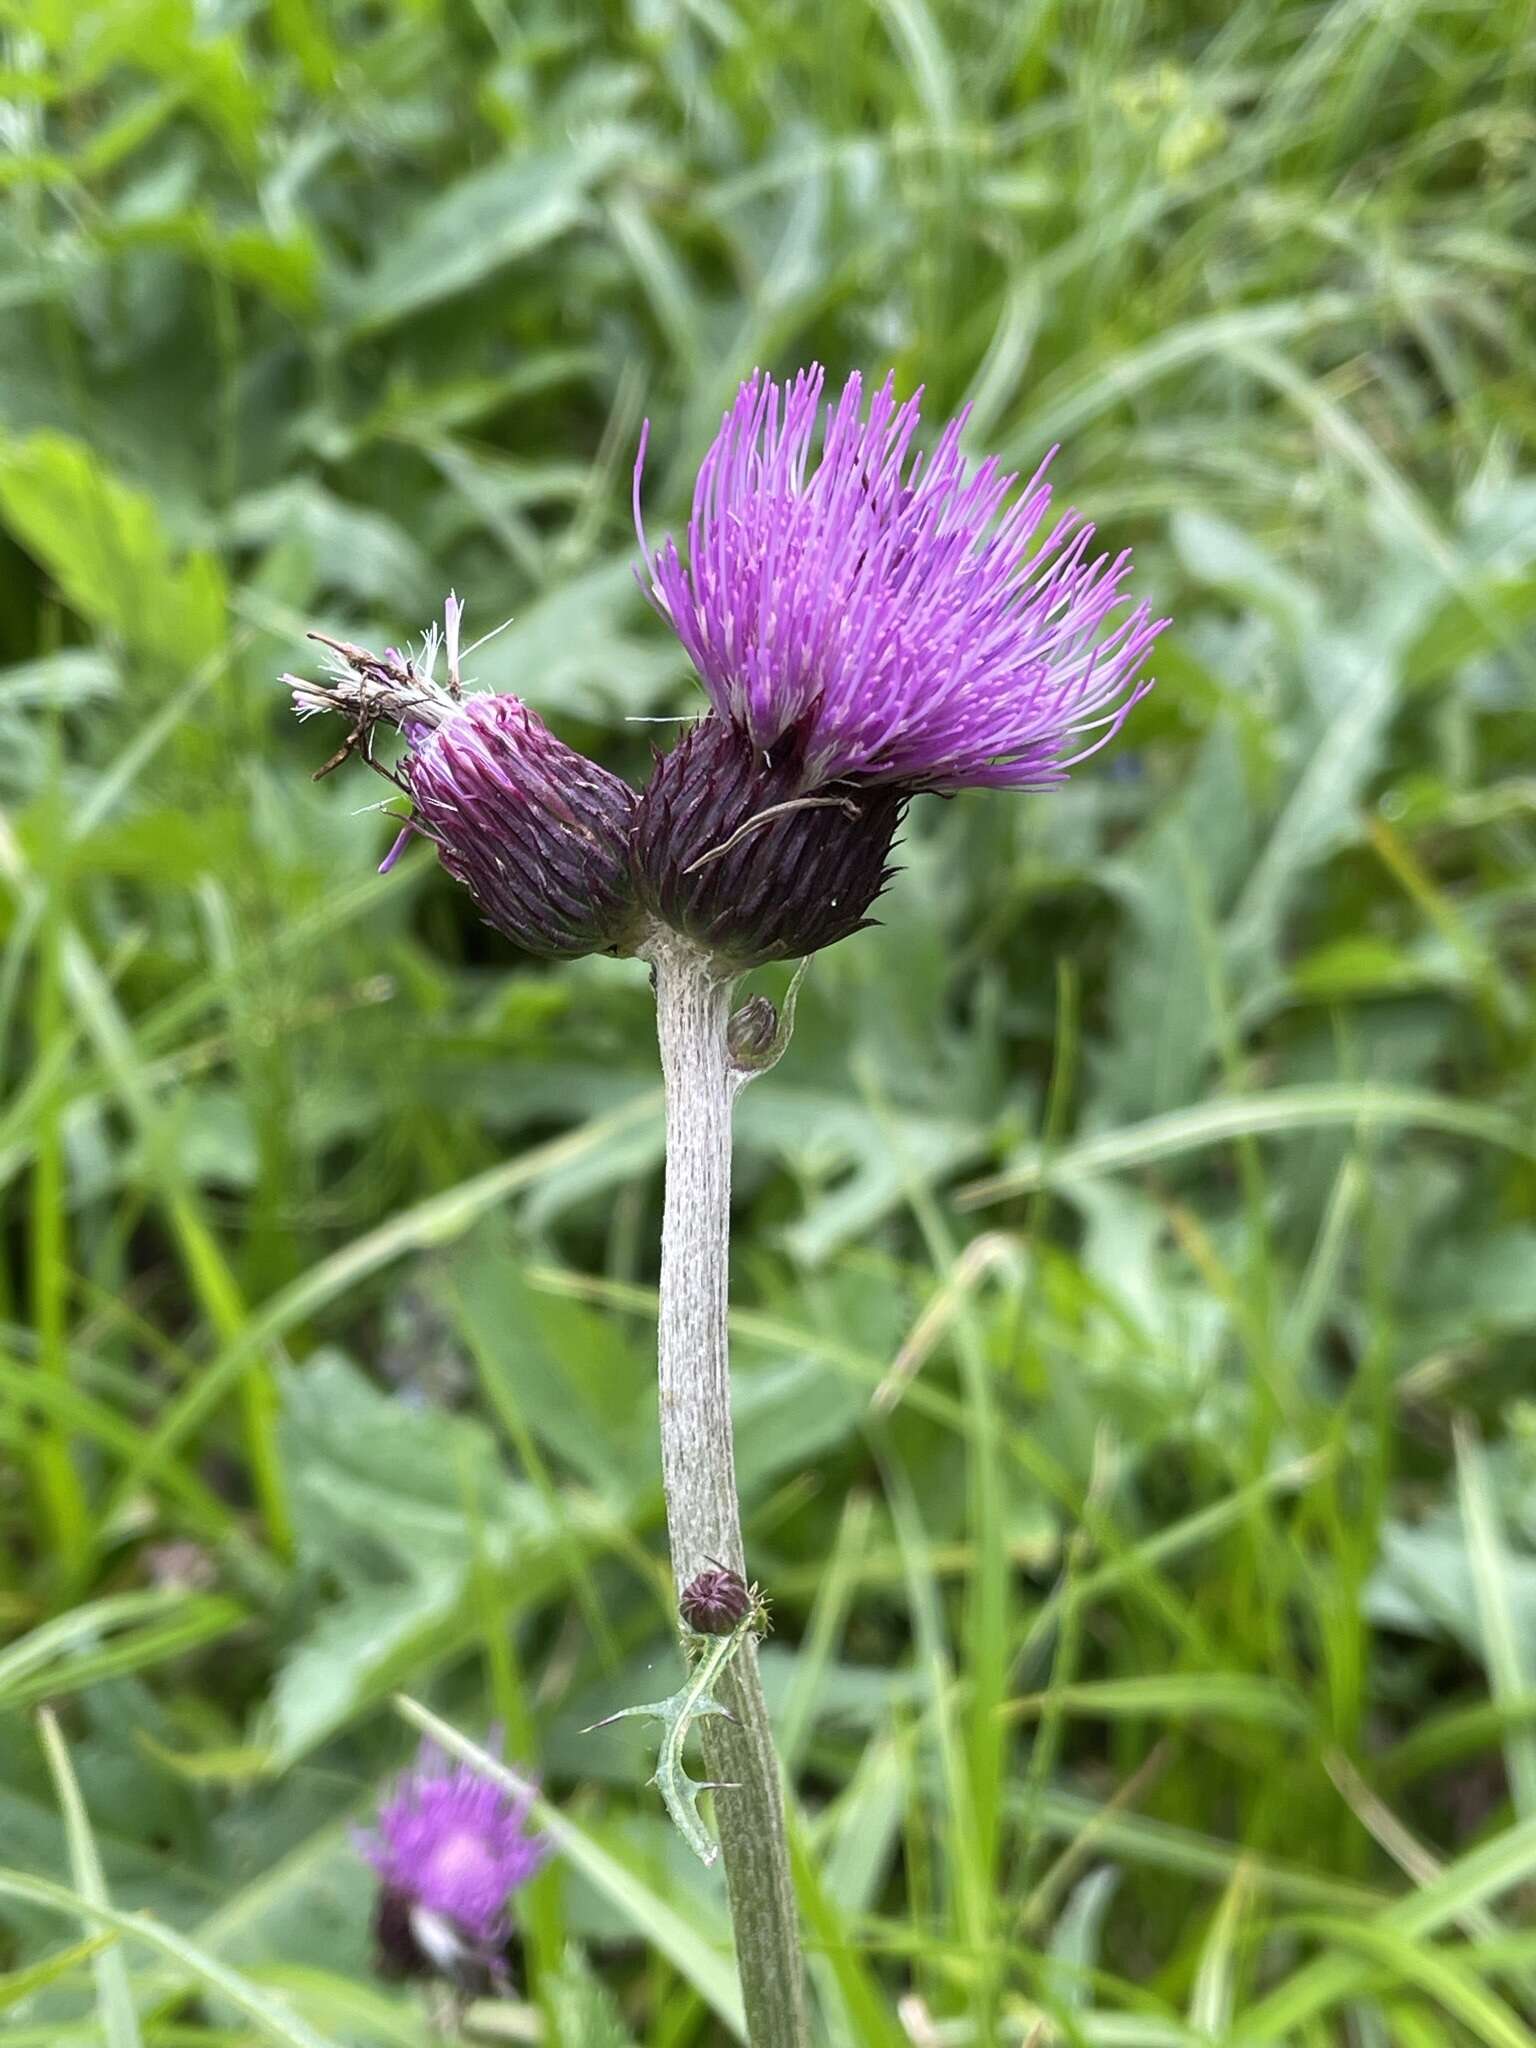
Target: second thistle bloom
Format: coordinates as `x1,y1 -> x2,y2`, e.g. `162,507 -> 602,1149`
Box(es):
632,366 -> 1168,963
360,1739 -> 549,1989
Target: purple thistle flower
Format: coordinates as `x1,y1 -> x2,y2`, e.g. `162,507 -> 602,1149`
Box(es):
358,1739 -> 549,1958
634,365 -> 1167,795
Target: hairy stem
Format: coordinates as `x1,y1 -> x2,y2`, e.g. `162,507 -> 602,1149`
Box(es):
649,932 -> 809,2048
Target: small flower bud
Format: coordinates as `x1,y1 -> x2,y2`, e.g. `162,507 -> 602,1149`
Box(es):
406,695 -> 642,959
679,1564 -> 754,1634
727,994 -> 777,1062
631,716 -> 905,968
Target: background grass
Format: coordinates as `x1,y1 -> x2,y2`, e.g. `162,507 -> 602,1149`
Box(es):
2,0 -> 1536,2041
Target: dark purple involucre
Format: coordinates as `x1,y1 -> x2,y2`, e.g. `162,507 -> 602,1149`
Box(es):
631,715 -> 906,967
358,1739 -> 549,1947
403,694 -> 640,959
634,365 -> 1166,795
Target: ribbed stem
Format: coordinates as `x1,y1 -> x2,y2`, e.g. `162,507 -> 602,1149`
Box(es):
649,932 -> 809,2048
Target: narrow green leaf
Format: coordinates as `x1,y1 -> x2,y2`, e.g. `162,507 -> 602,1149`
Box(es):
1456,1421 -> 1536,1818
1271,1918 -> 1535,2048
0,1867 -> 339,2048
961,1084 -> 1534,1206
1006,1674 -> 1310,1731
1235,1815 -> 1536,2042
0,1931 -> 119,2011
0,1599 -> 246,1711
35,1711 -> 141,2048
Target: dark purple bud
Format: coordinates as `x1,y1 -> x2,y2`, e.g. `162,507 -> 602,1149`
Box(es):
406,695 -> 642,959
631,716 -> 905,968
680,1564 -> 753,1634
727,994 -> 777,1062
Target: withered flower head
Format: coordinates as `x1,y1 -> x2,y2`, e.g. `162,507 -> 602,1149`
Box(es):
286,597 -> 640,960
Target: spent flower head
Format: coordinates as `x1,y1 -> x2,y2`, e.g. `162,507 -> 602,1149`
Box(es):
284,598 -> 640,958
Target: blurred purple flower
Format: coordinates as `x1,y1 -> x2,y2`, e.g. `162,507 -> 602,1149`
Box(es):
634,365 -> 1167,795
358,1739 -> 548,1953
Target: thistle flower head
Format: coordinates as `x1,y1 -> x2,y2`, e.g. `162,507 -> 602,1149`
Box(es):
634,365 -> 1167,795
358,1739 -> 548,1951
284,598 -> 641,959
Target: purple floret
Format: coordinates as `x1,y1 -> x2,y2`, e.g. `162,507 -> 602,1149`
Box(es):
358,1741 -> 549,1945
634,365 -> 1167,794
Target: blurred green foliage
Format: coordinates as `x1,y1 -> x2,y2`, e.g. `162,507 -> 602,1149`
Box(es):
1,0 -> 1536,2041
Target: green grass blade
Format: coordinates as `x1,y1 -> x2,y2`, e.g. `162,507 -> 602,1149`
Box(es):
35,1710 -> 143,2048
1235,1816 -> 1536,2042
960,1084 -> 1535,1206
1456,1420 -> 1536,1818
0,1867 -> 339,2048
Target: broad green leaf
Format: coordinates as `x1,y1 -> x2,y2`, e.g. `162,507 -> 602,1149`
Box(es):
346,131 -> 634,333
0,433 -> 224,669
263,1354 -> 558,1764
223,482 -> 434,608
1094,721 -> 1256,1120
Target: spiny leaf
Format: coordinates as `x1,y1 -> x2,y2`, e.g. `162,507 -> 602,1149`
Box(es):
584,1618 -> 755,1866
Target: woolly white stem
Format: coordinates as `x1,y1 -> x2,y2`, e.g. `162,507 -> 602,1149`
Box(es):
649,931 -> 809,2048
